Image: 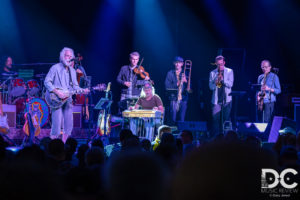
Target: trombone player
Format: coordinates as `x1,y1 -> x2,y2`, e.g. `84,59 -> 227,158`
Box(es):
209,55 -> 234,137
165,56 -> 191,124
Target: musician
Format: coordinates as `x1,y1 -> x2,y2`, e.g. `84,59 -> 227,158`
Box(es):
130,82 -> 163,140
165,56 -> 188,124
257,60 -> 281,123
133,81 -> 164,113
209,55 -> 234,136
71,56 -> 90,120
44,47 -> 88,142
0,55 -> 15,74
117,51 -> 149,101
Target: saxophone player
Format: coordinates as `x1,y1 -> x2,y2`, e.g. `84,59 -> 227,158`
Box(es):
257,60 -> 281,123
165,56 -> 188,124
209,55 -> 234,137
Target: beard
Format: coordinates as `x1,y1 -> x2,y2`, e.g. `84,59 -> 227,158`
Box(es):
62,58 -> 72,67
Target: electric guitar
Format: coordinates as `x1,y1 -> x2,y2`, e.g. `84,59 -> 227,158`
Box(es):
23,112 -> 41,137
96,82 -> 112,136
45,84 -> 106,109
0,95 -> 9,134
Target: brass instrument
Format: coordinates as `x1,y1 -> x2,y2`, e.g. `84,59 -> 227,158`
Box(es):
176,60 -> 192,111
257,73 -> 268,111
216,66 -> 223,88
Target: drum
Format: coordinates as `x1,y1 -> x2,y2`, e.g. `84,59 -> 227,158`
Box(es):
13,97 -> 26,115
27,79 -> 40,96
25,98 -> 50,127
10,78 -> 26,97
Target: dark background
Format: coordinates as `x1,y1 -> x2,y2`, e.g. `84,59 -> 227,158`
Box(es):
1,0 -> 299,124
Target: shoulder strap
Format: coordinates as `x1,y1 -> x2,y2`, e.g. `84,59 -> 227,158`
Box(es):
68,67 -> 73,87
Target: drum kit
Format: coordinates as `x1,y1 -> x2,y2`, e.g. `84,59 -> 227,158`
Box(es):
0,72 -> 49,128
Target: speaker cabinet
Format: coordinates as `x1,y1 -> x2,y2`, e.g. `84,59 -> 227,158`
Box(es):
177,121 -> 207,131
73,105 -> 82,128
294,104 -> 300,132
3,104 -> 16,128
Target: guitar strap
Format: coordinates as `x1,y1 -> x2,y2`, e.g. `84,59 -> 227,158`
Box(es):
68,67 -> 73,88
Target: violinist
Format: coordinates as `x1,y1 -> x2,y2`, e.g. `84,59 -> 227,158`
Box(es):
117,51 -> 149,101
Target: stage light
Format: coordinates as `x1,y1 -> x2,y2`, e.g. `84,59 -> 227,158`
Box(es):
0,0 -> 22,55
134,0 -> 175,61
253,123 -> 268,133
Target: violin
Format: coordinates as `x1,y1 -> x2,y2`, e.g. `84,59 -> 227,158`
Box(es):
133,66 -> 150,79
133,58 -> 154,84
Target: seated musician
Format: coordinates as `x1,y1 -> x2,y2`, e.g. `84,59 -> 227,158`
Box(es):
0,55 -> 14,74
131,81 -> 164,113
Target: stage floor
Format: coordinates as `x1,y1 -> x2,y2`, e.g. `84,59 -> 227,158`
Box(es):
4,128 -> 93,140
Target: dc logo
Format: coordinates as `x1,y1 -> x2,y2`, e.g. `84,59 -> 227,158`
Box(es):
261,168 -> 298,189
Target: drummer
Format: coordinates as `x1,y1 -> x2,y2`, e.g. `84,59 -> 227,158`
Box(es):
0,55 -> 16,75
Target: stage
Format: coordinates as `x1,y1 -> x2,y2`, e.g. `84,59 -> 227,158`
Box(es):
3,128 -> 93,145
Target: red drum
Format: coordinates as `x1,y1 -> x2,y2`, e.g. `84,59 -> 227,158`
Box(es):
10,78 -> 26,97
27,79 -> 40,96
13,97 -> 26,115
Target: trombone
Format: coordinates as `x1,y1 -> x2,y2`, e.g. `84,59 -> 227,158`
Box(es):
184,60 -> 192,92
176,60 -> 192,111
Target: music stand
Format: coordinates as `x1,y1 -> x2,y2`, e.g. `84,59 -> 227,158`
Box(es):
94,98 -> 112,110
93,98 -> 113,140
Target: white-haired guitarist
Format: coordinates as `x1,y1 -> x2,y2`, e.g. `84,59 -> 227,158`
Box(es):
44,47 -> 88,142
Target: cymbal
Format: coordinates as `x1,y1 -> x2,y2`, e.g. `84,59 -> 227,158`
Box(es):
35,73 -> 46,78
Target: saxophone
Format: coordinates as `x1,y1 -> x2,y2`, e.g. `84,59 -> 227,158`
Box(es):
257,73 -> 268,111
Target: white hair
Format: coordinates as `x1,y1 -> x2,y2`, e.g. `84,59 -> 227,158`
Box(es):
59,47 -> 75,64
140,84 -> 155,98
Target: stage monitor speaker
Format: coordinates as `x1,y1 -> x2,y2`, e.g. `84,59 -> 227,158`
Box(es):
3,104 -> 16,128
73,105 -> 82,128
237,122 -> 269,141
268,116 -> 297,143
294,104 -> 300,132
176,121 -> 207,132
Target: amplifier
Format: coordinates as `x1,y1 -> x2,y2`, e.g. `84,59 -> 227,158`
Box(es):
73,105 -> 82,128
3,104 -> 16,128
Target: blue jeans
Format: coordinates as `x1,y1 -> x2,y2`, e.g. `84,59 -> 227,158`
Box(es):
50,98 -> 73,136
262,102 -> 274,123
170,100 -> 187,123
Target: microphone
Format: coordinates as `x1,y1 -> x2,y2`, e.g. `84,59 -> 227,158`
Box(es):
69,57 -> 79,62
272,67 -> 279,73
